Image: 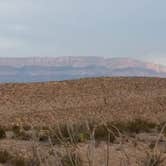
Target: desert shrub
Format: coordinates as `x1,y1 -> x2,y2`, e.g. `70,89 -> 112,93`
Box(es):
0,150 -> 12,163
12,125 -> 21,136
0,127 -> 6,139
11,125 -> 32,140
110,121 -> 128,134
49,124 -> 69,144
49,121 -> 122,145
77,132 -> 89,142
18,131 -> 32,141
61,152 -> 82,166
94,124 -> 115,143
124,119 -> 156,134
95,119 -> 156,139
50,123 -> 90,145
48,119 -> 157,145
22,125 -> 31,131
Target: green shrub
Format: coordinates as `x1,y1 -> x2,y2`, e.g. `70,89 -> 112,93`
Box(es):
77,132 -> 89,142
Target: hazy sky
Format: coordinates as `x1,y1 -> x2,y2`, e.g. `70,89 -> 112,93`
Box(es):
0,0 -> 166,65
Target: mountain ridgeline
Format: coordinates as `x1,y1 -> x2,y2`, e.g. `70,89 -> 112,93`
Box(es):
0,57 -> 166,82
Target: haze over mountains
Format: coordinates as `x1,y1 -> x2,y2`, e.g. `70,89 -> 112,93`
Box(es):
0,57 -> 166,83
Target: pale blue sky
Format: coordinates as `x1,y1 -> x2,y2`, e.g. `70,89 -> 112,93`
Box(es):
0,0 -> 166,65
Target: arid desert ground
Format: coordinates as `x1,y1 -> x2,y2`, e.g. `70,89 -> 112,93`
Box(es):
0,77 -> 166,166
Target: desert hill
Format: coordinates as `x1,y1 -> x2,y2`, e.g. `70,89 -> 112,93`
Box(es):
0,57 -> 166,82
0,77 -> 165,128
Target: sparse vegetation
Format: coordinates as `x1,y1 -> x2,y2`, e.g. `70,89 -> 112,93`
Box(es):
0,78 -> 165,165
0,119 -> 165,166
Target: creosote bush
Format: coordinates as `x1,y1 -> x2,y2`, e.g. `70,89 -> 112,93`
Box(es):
0,127 -> 6,139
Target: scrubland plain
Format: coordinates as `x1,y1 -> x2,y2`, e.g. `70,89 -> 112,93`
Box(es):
0,77 -> 166,166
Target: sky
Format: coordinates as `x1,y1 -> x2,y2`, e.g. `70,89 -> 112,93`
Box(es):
0,0 -> 166,65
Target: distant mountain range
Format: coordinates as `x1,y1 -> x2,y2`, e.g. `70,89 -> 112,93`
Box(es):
0,57 -> 166,82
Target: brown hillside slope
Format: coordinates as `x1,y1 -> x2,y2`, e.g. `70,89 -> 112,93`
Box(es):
0,77 -> 166,128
